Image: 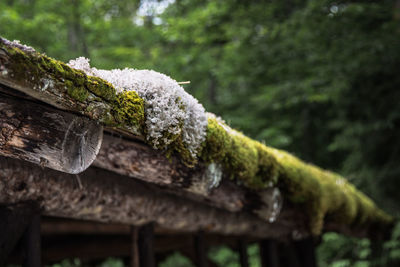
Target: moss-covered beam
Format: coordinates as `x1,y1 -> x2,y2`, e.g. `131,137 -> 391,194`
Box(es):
200,117 -> 394,236
94,134 -> 283,223
0,38 -> 144,135
0,37 -> 393,238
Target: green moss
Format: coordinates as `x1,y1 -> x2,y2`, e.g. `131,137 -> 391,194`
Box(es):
200,118 -> 393,235
166,133 -> 198,167
0,40 -> 127,128
263,148 -> 393,235
86,76 -> 117,101
254,143 -> 279,186
200,118 -> 278,189
67,84 -> 89,102
225,131 -> 259,187
113,90 -> 145,131
200,117 -> 231,162
0,41 -> 117,103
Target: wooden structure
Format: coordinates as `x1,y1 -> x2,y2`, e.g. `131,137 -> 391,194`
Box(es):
0,37 -> 393,266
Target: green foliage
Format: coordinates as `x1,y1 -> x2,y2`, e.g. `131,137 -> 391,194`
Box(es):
47,258 -> 83,267
318,222 -> 400,266
208,244 -> 261,267
159,252 -> 195,267
98,258 -> 125,267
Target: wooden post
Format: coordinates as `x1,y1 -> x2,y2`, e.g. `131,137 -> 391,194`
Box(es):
131,226 -> 140,267
138,223 -> 155,267
259,239 -> 279,267
0,201 -> 40,265
237,240 -> 249,267
293,238 -> 316,267
279,242 -> 300,267
194,231 -> 207,267
22,213 -> 41,267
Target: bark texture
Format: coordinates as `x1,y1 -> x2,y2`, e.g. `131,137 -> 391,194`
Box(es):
0,90 -> 103,174
0,156 -> 301,239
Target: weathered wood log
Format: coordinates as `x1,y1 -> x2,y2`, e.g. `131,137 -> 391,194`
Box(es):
41,217 -> 131,235
0,38 -> 143,135
0,156 -> 299,238
0,90 -> 103,174
95,134 -> 283,223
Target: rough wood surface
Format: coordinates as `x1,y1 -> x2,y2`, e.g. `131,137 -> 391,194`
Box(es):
95,134 -> 282,222
0,156 -> 302,239
0,89 -> 103,174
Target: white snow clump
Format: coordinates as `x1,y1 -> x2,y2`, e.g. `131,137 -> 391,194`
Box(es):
68,57 -> 208,158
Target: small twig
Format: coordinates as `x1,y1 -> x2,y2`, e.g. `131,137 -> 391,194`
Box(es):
177,81 -> 191,85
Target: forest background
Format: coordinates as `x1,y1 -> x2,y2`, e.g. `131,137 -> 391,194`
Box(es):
1,0 -> 400,266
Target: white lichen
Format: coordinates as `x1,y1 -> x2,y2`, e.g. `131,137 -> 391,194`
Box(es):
68,57 -> 207,157
205,162 -> 223,189
187,163 -> 223,196
255,187 -> 283,223
1,38 -> 36,53
269,188 -> 283,223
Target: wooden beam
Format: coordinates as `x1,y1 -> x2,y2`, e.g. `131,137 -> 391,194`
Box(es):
41,217 -> 131,235
95,134 -> 286,225
0,156 -> 292,238
0,38 -> 139,135
0,201 -> 40,265
0,89 -> 103,174
95,134 -> 247,212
